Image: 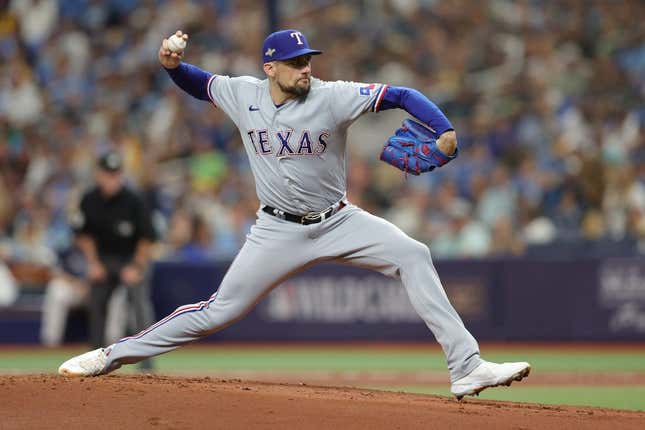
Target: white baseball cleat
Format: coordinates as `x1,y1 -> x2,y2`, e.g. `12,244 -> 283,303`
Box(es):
58,348 -> 109,377
450,360 -> 531,400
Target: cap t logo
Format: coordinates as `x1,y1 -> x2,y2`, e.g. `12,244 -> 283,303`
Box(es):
265,47 -> 276,57
290,31 -> 304,45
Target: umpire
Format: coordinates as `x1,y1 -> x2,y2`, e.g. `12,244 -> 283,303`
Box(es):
73,151 -> 156,360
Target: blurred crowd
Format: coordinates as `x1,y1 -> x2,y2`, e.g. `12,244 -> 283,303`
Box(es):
0,0 -> 644,296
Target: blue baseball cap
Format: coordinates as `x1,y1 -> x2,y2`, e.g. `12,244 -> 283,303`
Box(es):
262,29 -> 322,63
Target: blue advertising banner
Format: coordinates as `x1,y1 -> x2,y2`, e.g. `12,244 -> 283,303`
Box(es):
149,260 -> 507,341
2,257 -> 644,343
148,257 -> 645,342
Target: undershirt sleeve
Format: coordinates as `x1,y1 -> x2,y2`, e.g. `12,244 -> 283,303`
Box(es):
379,86 -> 453,136
164,63 -> 212,101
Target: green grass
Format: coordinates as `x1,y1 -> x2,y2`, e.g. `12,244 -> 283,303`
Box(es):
0,351 -> 76,372
482,351 -> 645,372
157,348 -> 449,371
2,346 -> 645,371
1,345 -> 644,411
5,347 -> 645,373
153,348 -> 645,372
0,348 -> 448,372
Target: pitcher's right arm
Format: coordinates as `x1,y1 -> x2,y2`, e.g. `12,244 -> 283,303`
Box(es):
159,30 -> 211,101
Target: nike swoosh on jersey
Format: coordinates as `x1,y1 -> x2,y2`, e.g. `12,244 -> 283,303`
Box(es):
249,105 -> 260,111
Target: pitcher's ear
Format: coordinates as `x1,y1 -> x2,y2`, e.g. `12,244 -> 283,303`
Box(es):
263,62 -> 276,77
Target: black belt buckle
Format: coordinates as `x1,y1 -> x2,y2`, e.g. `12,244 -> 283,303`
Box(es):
301,208 -> 331,225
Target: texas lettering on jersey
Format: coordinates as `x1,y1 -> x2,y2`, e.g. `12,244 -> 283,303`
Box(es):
246,129 -> 329,156
208,75 -> 387,213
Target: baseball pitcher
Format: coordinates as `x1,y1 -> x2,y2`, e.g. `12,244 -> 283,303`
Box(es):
59,29 -> 530,400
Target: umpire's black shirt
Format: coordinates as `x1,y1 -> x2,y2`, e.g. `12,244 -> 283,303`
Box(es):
75,186 -> 155,261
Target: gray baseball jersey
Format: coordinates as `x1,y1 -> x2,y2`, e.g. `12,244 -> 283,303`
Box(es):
103,74 -> 482,383
207,76 -> 386,214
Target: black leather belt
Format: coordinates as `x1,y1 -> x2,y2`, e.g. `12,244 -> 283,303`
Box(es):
262,201 -> 346,225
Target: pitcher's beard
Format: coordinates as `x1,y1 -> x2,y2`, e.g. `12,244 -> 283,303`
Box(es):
278,79 -> 310,98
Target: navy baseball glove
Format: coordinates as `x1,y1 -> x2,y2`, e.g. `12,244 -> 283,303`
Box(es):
380,119 -> 458,175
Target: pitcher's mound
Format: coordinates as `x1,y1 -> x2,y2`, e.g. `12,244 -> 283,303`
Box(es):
1,375 -> 644,429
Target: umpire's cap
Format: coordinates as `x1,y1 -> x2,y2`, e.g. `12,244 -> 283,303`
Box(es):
262,29 -> 322,63
97,151 -> 123,172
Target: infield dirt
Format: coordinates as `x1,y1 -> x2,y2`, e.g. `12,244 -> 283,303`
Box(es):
2,375 -> 645,429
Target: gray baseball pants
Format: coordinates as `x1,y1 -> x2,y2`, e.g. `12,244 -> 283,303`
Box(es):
105,204 -> 481,382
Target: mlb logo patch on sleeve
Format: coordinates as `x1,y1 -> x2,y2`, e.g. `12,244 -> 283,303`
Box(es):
359,84 -> 377,96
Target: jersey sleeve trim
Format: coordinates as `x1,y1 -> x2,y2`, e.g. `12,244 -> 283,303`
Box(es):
206,74 -> 218,107
371,84 -> 389,112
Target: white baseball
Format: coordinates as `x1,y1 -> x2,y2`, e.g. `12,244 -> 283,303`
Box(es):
167,34 -> 187,53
